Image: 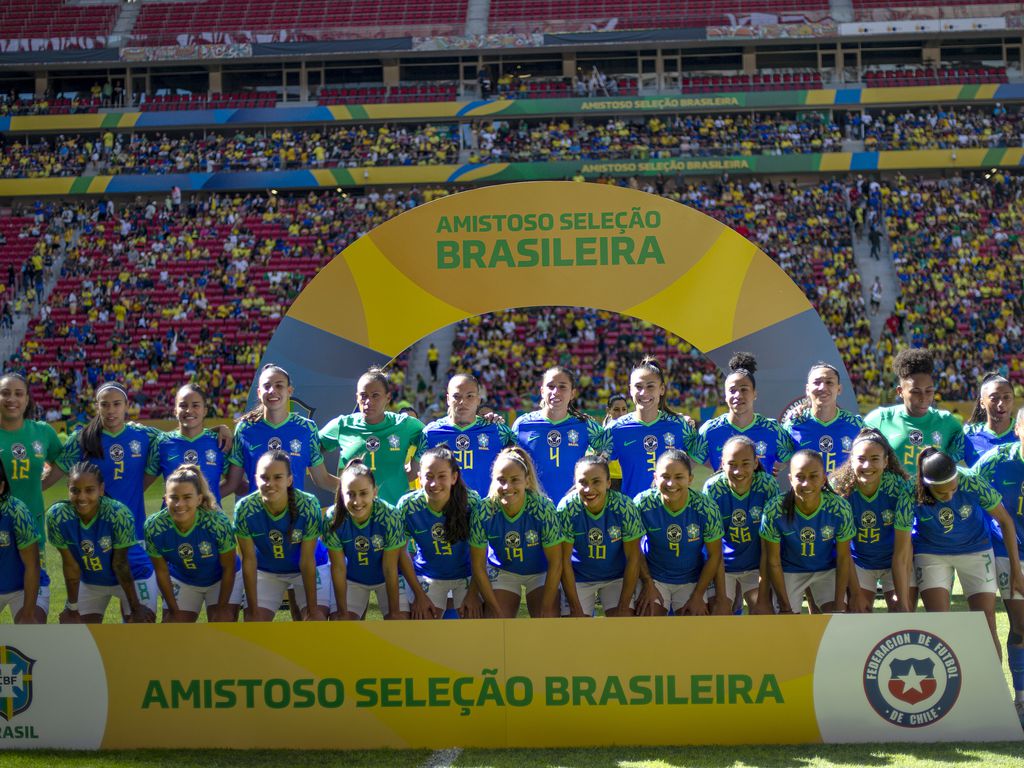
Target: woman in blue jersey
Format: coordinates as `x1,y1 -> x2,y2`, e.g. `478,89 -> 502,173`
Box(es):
963,373 -> 1016,466
55,382 -> 159,619
702,435 -> 780,614
234,450 -> 328,621
699,353 -> 794,475
157,385 -> 232,504
913,447 -> 1024,655
559,455 -> 642,617
513,367 -> 610,503
47,461 -> 152,623
782,363 -> 865,475
759,450 -> 855,614
145,464 -> 241,623
607,358 -> 703,499
323,459 -> 414,620
830,429 -> 914,613
635,449 -> 727,616
0,460 -> 47,623
398,446 -> 482,619
470,446 -> 562,618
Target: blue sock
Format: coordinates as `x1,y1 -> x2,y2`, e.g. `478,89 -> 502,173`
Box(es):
1008,642 -> 1024,693
442,607 -> 460,620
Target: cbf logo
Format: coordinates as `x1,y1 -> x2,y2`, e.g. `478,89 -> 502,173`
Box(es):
0,645 -> 35,721
863,630 -> 962,728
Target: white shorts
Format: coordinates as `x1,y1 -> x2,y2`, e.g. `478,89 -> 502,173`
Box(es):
651,580 -> 707,613
488,567 -> 546,596
255,563 -> 331,613
409,575 -> 470,610
339,577 -> 410,617
562,578 -> 625,616
79,574 -> 158,617
0,585 -> 50,616
854,564 -> 918,593
995,556 -> 1024,600
723,569 -> 760,601
915,551 -> 997,598
166,572 -> 245,613
781,570 -> 836,614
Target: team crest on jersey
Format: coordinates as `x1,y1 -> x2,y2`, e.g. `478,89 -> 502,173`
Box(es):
177,543 -> 194,560
664,433 -> 676,448
799,527 -> 816,544
129,440 -> 142,458
184,449 -> 199,464
908,430 -> 924,446
881,509 -> 894,525
999,571 -> 1010,590
288,439 -> 302,456
931,431 -> 942,444
686,523 -> 700,542
205,449 -> 218,465
0,644 -> 36,721
938,508 -> 954,528
731,509 -> 747,527
547,430 -> 562,448
290,529 -> 303,544
821,525 -> 835,541
81,539 -> 96,556
388,434 -> 401,451
109,444 -> 125,462
505,531 -> 521,549
567,430 -> 580,447
199,541 -> 213,557
354,535 -> 369,553
99,536 -> 112,552
861,511 -> 877,528
587,528 -> 603,545
10,443 -> 26,460
525,530 -> 539,546
0,532 -> 9,547
430,522 -> 446,542
643,435 -> 658,452
267,437 -> 283,451
755,441 -> 768,457
841,436 -> 852,452
268,530 -> 284,546
365,437 -> 381,454
608,525 -> 621,542
455,434 -> 471,451
958,505 -> 972,520
863,630 -> 961,727
666,524 -> 683,543
477,433 -> 490,450
819,436 -> 834,453
750,507 -> 762,524
370,535 -> 384,550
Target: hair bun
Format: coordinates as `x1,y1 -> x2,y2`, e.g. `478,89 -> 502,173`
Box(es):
729,352 -> 758,375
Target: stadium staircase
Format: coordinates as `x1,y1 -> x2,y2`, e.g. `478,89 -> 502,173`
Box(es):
403,326 -> 456,418
850,215 -> 898,341
829,0 -> 854,23
104,0 -> 143,47
466,0 -> 489,35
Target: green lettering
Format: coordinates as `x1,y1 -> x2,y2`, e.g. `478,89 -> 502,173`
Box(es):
517,238 -> 539,267
454,215 -> 472,232
264,679 -> 290,709
464,240 -> 485,269
170,679 -> 200,709
573,676 -> 597,706
488,239 -> 515,268
637,235 -> 665,264
729,674 -> 753,704
142,680 -> 168,709
380,677 -> 402,707
405,677 -> 426,707
691,674 -> 713,704
437,241 -> 459,269
599,675 -> 627,706
355,678 -> 378,708
293,679 -> 316,709
756,674 -> 784,704
318,678 -> 345,708
575,237 -> 597,266
667,675 -> 687,704
436,217 -> 452,233
611,237 -> 634,265
214,679 -> 237,708
546,676 -> 569,706
237,679 -> 260,707
428,677 -> 450,707
628,675 -> 652,705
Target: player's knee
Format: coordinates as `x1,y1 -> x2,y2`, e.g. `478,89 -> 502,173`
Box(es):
1008,629 -> 1024,646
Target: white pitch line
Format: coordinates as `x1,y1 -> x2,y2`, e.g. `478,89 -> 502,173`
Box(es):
420,747 -> 463,768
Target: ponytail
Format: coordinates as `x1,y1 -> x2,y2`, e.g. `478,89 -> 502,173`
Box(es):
631,356 -> 679,417
421,445 -> 470,543
81,382 -> 129,459
489,446 -> 543,499
166,463 -> 218,511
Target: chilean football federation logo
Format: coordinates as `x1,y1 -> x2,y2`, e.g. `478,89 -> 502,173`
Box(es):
863,630 -> 962,728
0,645 -> 35,721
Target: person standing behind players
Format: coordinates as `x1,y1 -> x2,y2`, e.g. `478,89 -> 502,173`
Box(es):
702,436 -> 780,614
963,373 -> 1016,466
415,374 -> 515,498
513,367 -> 611,503
830,429 -> 914,613
865,348 -> 965,475
604,394 -> 629,492
607,358 -> 703,499
320,366 -> 423,506
470,447 -> 562,618
559,455 -> 642,617
157,385 -> 231,504
698,353 -> 794,474
783,363 -> 865,475
972,408 -> 1024,721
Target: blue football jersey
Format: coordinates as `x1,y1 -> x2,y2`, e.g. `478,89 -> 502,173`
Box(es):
698,413 -> 795,473
229,414 -> 324,493
912,468 -> 1002,556
469,491 -> 562,575
322,499 -> 406,586
844,473 -> 915,570
145,507 -> 237,587
759,492 -> 855,573
634,487 -> 724,584
512,411 -> 611,501
397,489 -> 478,581
973,443 -> 1024,558
415,417 -> 515,497
608,412 -> 703,498
46,496 -> 141,587
233,489 -> 322,574
0,495 -> 49,593
702,471 -> 780,573
963,423 -> 1017,468
783,409 -> 865,474
158,430 -> 227,504
559,489 -> 643,583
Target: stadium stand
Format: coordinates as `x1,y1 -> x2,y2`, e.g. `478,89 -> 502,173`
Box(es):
0,0 -> 118,51
681,71 -> 823,93
861,104 -> 1023,151
863,67 -> 1009,88
140,92 -> 279,111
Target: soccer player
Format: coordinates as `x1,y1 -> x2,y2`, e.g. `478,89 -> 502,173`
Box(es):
635,449 -> 726,616
783,363 -> 865,474
319,366 -> 423,506
913,447 -> 1023,656
963,373 -> 1016,466
322,459 -> 415,620
513,367 -> 610,502
56,382 -> 159,612
470,447 -> 562,618
559,455 -> 642,617
702,436 -> 780,613
607,358 -> 703,499
0,373 -> 63,548
234,450 -> 328,621
0,460 -> 47,623
864,348 -> 964,475
47,461 -> 153,623
397,446 -> 482,619
157,384 -> 231,504
415,374 -> 515,497
698,353 -> 794,474
973,407 -> 1024,722
830,429 -> 914,613
759,450 -> 855,614
145,464 -> 241,622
